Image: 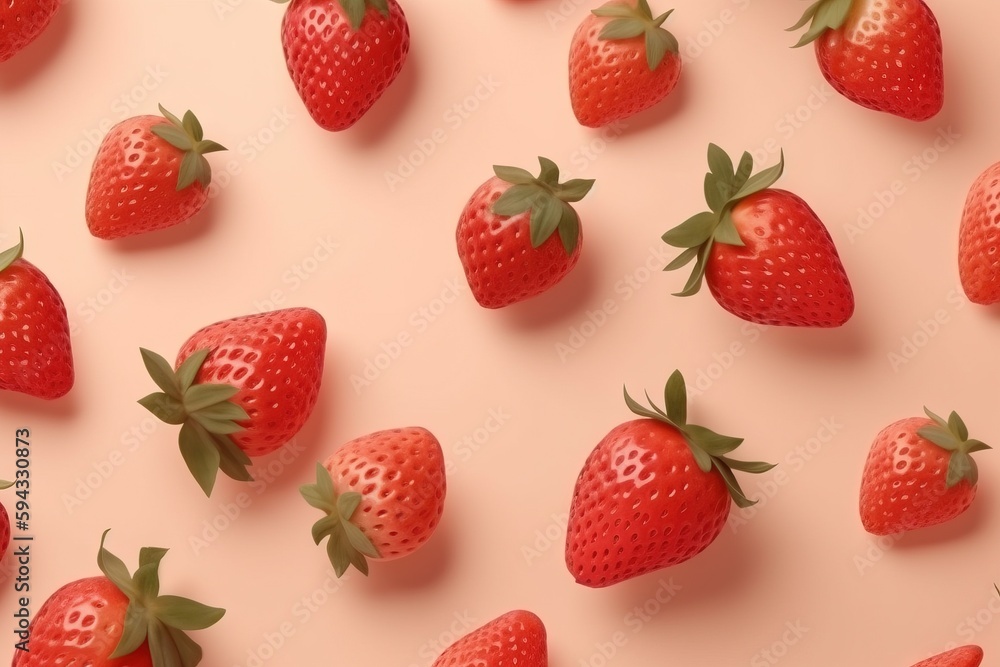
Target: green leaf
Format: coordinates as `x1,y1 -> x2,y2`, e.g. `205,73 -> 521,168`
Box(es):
301,486 -> 334,514
556,201 -> 581,255
194,401 -> 249,423
732,151 -> 784,201
714,211 -> 746,246
175,350 -> 209,394
212,433 -> 253,482
704,174 -> 727,213
946,452 -> 976,488
948,411 -> 969,441
163,625 -> 203,667
684,424 -> 744,456
965,439 -> 992,453
787,0 -> 824,32
529,195 -> 562,248
147,620 -> 185,667
339,0 -> 366,30
133,562 -> 161,599
369,0 -> 390,15
111,603 -> 148,658
557,178 -> 595,203
337,492 -> 363,519
158,104 -> 183,128
97,530 -> 135,597
492,184 -> 540,217
662,211 -> 717,248
315,461 -> 335,499
0,480 -> 13,490
182,110 -> 203,142
140,348 -> 182,399
537,156 -> 560,185
720,457 -> 777,474
325,530 -> 355,577
493,165 -> 535,185
195,140 -> 227,155
138,393 -> 187,425
645,26 -> 678,70
623,387 -> 672,422
179,422 -> 222,496
600,17 -> 646,40
176,152 -> 200,191
342,520 -> 380,558
673,239 -> 713,297
707,144 -> 734,181
151,124 -> 195,152
153,596 -> 226,631
664,246 -> 699,272
0,228 -> 24,272
311,514 -> 341,545
592,2 -> 637,19
636,0 -> 653,17
139,546 -> 169,570
190,413 -> 244,435
733,152 -> 754,191
917,425 -> 959,451
713,459 -> 756,508
688,443 -> 713,473
790,0 -> 853,47
664,370 -> 687,426
184,384 -> 239,413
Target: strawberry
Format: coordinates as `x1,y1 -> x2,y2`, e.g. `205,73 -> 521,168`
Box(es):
566,370 -> 774,587
457,157 -> 595,309
300,426 -> 446,576
958,161 -> 1000,304
0,230 -> 74,399
663,144 -> 854,327
14,530 -> 224,667
860,408 -> 990,535
569,0 -> 681,128
86,105 -> 226,240
910,646 -> 984,667
0,0 -> 59,63
788,0 -> 944,121
139,307 -> 326,496
274,0 -> 410,131
431,610 -> 547,667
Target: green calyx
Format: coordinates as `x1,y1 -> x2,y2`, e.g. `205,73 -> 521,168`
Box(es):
300,463 -> 381,577
916,407 -> 991,488
593,0 -> 679,70
150,105 -> 227,192
491,157 -> 595,256
138,348 -> 253,497
624,369 -> 775,508
97,530 -> 225,667
269,0 -> 389,31
0,480 -> 13,490
662,144 -> 784,297
787,0 -> 854,48
0,229 -> 25,273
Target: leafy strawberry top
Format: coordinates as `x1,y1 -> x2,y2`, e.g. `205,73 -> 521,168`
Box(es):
661,144 -> 785,296
491,157 -> 595,255
592,0 -> 679,70
138,348 -> 253,496
787,0 -> 854,47
300,463 -> 381,577
916,407 -> 991,487
150,105 -> 226,191
270,0 -> 390,31
624,370 -> 775,508
97,530 -> 224,667
0,229 -> 24,273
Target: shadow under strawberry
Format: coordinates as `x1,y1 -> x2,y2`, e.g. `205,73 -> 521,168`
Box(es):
499,250 -> 601,330
890,484 -> 992,550
361,513 -> 457,593
0,0 -> 73,90
613,72 -> 688,137
102,196 -> 224,253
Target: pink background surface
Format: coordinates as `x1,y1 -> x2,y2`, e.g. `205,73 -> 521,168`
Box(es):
2,0 -> 999,665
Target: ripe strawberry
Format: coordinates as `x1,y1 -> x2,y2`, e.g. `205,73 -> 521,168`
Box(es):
910,646 -> 984,667
86,105 -> 226,240
788,0 -> 943,121
457,157 -> 595,308
139,307 -> 326,496
566,370 -> 775,587
301,426 -> 446,576
860,408 -> 990,535
274,0 -> 410,131
0,0 -> 59,63
569,0 -> 681,128
0,230 -> 74,399
14,530 -> 224,667
431,610 -> 547,667
663,144 -> 854,327
958,161 -> 1000,304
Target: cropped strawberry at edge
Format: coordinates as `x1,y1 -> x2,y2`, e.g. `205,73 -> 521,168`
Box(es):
0,0 -> 60,63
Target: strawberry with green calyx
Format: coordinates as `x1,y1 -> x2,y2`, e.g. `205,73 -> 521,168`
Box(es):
663,144 -> 854,327
301,463 -> 381,577
569,0 -> 682,127
787,0 -> 943,121
139,348 -> 253,497
13,530 -> 224,667
457,157 -> 595,308
86,105 -> 227,240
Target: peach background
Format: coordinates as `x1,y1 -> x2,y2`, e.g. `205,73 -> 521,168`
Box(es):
2,0 -> 999,665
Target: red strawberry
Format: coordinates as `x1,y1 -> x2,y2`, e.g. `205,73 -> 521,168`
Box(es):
569,0 -> 681,128
958,161 -> 1000,304
14,530 -> 224,667
86,105 -> 226,240
663,144 -> 854,327
431,610 -> 547,667
566,370 -> 774,587
0,230 -> 74,399
860,408 -> 990,535
275,0 -> 410,131
788,0 -> 943,121
0,0 -> 59,63
139,307 -> 326,496
301,426 -> 446,576
457,157 -> 595,308
910,646 -> 984,667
